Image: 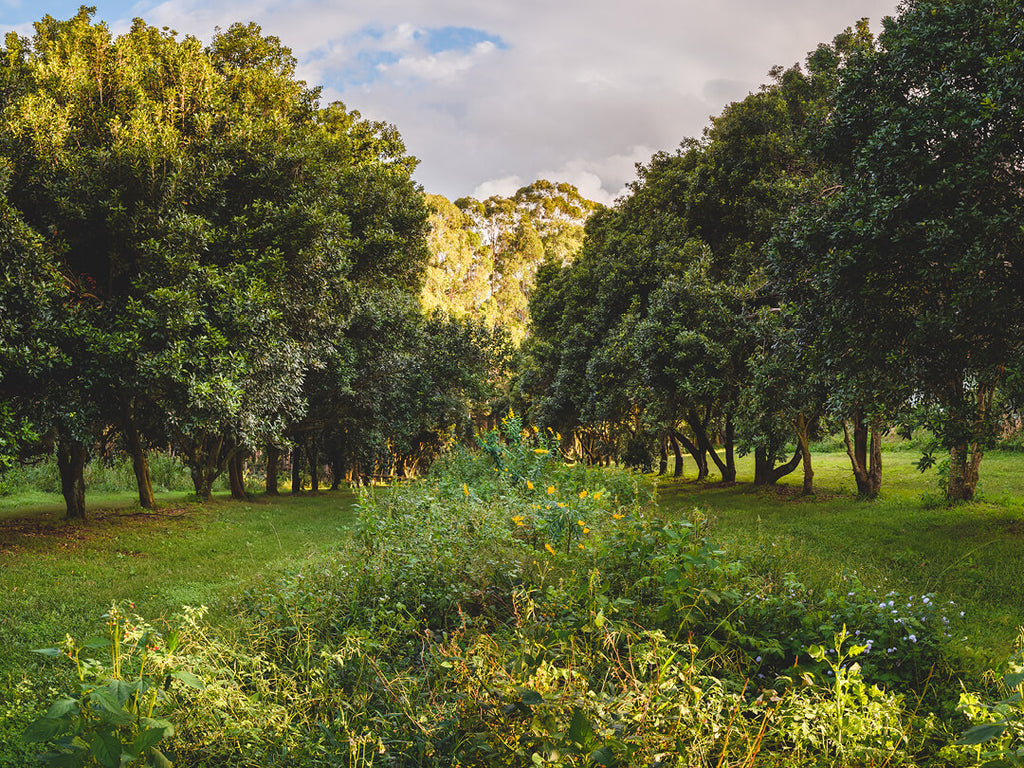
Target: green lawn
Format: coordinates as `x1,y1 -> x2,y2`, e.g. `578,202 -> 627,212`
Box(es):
657,448 -> 1024,666
0,490 -> 358,683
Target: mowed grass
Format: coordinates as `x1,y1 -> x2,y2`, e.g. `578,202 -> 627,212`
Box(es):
0,490 -> 358,684
658,447 -> 1024,667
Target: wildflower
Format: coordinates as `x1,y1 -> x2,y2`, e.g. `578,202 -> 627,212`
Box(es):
577,520 -> 586,527
908,634 -> 917,643
533,448 -> 549,455
512,515 -> 525,527
613,512 -> 624,520
592,491 -> 602,501
582,527 -> 590,534
545,543 -> 556,555
578,490 -> 588,499
578,543 -> 585,550
463,484 -> 469,497
557,502 -> 566,508
527,480 -> 534,490
547,485 -> 556,495
532,425 -> 539,433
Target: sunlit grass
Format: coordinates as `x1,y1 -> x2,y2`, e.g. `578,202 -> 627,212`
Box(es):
0,490 -> 357,682
658,448 -> 1024,667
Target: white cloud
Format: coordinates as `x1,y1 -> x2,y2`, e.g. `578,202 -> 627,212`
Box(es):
3,0 -> 903,201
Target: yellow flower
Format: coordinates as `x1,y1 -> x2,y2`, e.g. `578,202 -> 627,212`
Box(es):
512,515 -> 525,527
557,502 -> 566,508
545,543 -> 556,555
527,480 -> 534,489
532,425 -> 539,433
463,484 -> 469,497
578,490 -> 588,499
613,512 -> 624,520
583,527 -> 590,534
577,520 -> 586,527
533,448 -> 549,455
578,543 -> 585,550
592,491 -> 602,501
547,485 -> 555,495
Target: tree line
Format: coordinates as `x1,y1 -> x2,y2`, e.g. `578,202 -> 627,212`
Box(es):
515,0 -> 1024,503
0,8 -> 509,517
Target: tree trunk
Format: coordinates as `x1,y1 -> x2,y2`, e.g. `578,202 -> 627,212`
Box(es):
657,434 -> 668,476
796,413 -> 814,496
945,383 -> 994,502
843,413 -> 882,499
291,443 -> 303,494
754,445 -> 802,486
668,431 -> 684,478
190,465 -> 215,502
266,444 -> 280,495
687,409 -> 734,482
722,416 -> 736,483
672,429 -> 707,481
307,434 -> 320,493
228,449 -> 246,499
947,442 -> 984,502
123,401 -> 155,509
56,436 -> 88,520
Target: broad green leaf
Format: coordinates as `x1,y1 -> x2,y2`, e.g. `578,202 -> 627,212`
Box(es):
45,698 -> 80,719
169,669 -> 204,689
953,722 -> 1007,746
89,731 -> 122,768
23,716 -> 64,742
31,647 -> 64,657
1003,671 -> 1024,688
518,689 -> 544,706
564,707 -> 595,748
132,727 -> 167,755
147,746 -> 173,768
81,637 -> 112,650
88,690 -> 133,726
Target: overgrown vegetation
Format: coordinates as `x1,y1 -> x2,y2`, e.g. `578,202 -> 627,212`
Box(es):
7,421 -> 1021,766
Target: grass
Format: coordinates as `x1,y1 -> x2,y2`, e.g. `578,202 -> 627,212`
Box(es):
0,489 -> 358,686
657,447 -> 1024,667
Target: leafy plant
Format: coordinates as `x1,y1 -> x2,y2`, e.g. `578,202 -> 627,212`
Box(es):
24,603 -> 203,767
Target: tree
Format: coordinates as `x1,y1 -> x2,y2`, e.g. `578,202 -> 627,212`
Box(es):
820,0 -> 1024,501
0,9 -> 430,508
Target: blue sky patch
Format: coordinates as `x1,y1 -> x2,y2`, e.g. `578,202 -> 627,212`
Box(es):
420,26 -> 506,55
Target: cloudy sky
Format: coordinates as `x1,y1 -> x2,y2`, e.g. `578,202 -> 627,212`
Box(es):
2,0 -> 900,204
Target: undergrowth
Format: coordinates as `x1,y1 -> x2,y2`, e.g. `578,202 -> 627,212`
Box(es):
13,415 -> 1014,766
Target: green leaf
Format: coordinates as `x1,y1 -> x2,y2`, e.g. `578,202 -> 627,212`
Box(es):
518,688 -> 544,706
88,690 -> 133,726
132,727 -> 167,755
23,716 -> 64,743
37,751 -> 84,768
141,717 -> 175,738
146,746 -> 173,768
31,647 -> 64,658
1003,671 -> 1024,688
81,637 -> 112,650
106,679 -> 137,706
45,698 -> 80,720
564,707 -> 596,748
89,731 -> 122,768
590,745 -> 619,767
169,669 -> 204,689
953,722 -> 1007,746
